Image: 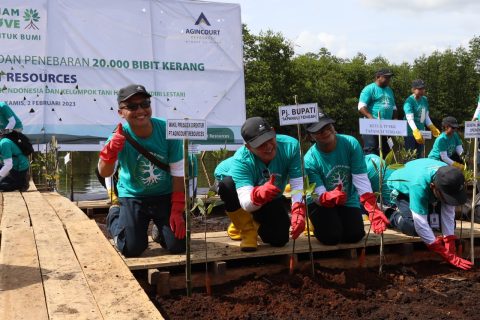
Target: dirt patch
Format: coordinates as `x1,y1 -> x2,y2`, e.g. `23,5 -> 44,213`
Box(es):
158,261 -> 479,320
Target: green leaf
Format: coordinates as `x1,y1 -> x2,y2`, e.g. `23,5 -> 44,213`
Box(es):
387,163 -> 404,170
384,150 -> 395,165
207,190 -> 217,197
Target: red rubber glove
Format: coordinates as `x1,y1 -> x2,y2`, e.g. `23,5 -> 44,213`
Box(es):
360,192 -> 389,234
443,235 -> 457,255
99,123 -> 126,163
319,184 -> 347,208
427,238 -> 472,270
290,202 -> 306,240
251,175 -> 281,206
170,191 -> 186,239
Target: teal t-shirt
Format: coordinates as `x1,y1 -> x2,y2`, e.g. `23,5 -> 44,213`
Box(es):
0,138 -> 29,171
364,154 -> 394,206
304,134 -> 366,208
387,158 -> 447,215
214,157 -> 234,181
114,117 -> 183,197
428,132 -> 462,161
229,134 -> 302,196
403,95 -> 429,135
0,102 -> 23,130
359,83 -> 396,120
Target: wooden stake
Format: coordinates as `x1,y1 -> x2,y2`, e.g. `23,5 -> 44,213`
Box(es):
377,112 -> 385,274
184,138 -> 192,296
471,137 -> 477,264
294,95 -> 315,277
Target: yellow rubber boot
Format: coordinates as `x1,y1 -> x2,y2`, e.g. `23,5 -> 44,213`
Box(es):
303,217 -> 315,236
226,208 -> 258,252
107,188 -> 119,205
227,222 -> 241,241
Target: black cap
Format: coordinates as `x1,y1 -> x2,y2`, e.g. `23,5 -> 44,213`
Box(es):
434,166 -> 467,206
241,117 -> 275,148
304,111 -> 335,133
375,68 -> 394,77
117,84 -> 151,103
442,116 -> 459,128
412,79 -> 425,89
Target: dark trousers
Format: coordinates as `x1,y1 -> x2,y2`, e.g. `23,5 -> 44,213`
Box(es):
308,203 -> 365,245
219,176 -> 290,247
389,199 -> 418,236
0,168 -> 29,192
107,195 -> 185,257
217,176 -> 241,212
252,197 -> 291,247
404,136 -> 424,158
362,134 -> 391,157
390,198 -> 442,236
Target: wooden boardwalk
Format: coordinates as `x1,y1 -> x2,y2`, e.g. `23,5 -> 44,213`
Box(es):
0,184 -> 163,320
120,219 -> 480,270
3,184 -> 480,317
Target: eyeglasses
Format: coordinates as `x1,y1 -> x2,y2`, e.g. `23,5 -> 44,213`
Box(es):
120,100 -> 151,111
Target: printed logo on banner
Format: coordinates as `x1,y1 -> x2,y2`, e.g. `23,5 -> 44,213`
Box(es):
194,12 -> 210,26
0,7 -> 42,41
184,12 -> 221,44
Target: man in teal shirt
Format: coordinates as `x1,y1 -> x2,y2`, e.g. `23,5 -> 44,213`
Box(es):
358,68 -> 397,156
403,79 -> 440,157
0,101 -> 23,133
224,117 -> 305,251
0,134 -> 30,191
304,112 -> 389,245
387,158 -> 472,270
428,116 -> 464,170
98,84 -> 185,257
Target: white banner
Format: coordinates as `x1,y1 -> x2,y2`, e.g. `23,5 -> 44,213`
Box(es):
359,119 -> 407,137
0,0 -> 244,147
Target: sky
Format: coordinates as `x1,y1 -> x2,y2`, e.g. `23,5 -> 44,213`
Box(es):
213,0 -> 480,64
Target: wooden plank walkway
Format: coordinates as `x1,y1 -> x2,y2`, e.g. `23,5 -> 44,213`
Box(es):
120,220 -> 480,270
0,183 -> 163,320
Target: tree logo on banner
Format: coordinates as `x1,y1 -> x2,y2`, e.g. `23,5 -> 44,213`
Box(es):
23,9 -> 40,30
194,12 -> 211,26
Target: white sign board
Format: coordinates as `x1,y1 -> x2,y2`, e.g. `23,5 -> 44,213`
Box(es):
167,119 -> 208,140
420,130 -> 432,140
359,119 -> 407,137
464,121 -> 480,138
278,103 -> 318,126
0,0 -> 244,146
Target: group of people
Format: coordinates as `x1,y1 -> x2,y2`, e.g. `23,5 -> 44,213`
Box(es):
98,81 -> 477,272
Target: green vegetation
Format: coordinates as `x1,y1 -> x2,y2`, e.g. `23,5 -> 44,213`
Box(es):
243,25 -> 480,136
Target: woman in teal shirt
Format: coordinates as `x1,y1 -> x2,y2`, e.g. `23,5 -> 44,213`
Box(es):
428,116 -> 464,170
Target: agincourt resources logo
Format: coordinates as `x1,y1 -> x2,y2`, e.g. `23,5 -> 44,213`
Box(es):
184,12 -> 221,43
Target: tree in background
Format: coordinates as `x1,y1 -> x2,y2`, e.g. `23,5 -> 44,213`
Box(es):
243,26 -> 480,136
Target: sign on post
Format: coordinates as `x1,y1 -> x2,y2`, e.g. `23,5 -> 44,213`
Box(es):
359,119 -> 407,136
420,130 -> 432,140
278,103 -> 319,126
464,121 -> 480,138
167,119 -> 208,140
